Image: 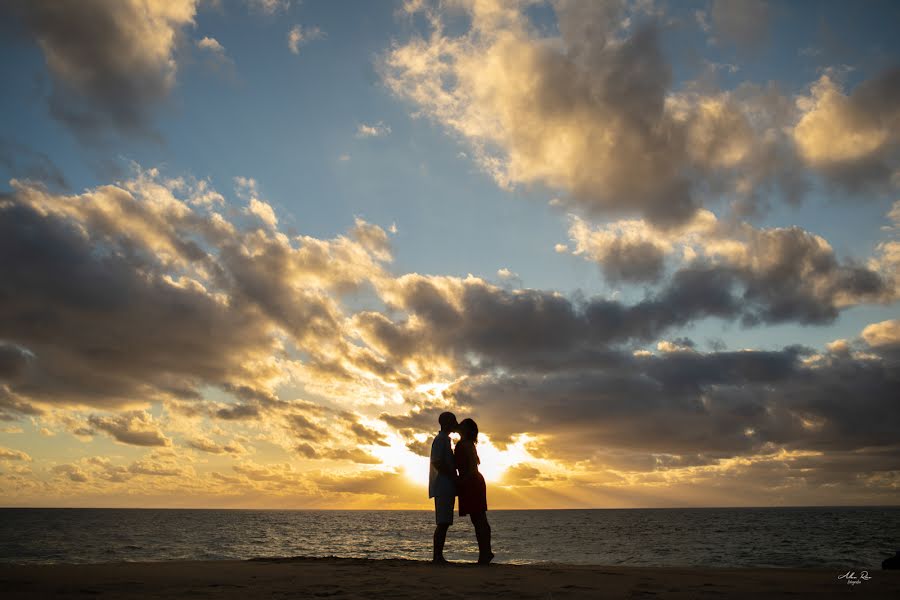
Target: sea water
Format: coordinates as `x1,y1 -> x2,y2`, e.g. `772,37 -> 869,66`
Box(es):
0,506 -> 897,568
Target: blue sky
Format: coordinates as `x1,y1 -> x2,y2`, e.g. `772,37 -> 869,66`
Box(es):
2,0 -> 896,312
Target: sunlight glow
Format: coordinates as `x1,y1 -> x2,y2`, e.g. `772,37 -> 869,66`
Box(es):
367,429 -> 542,489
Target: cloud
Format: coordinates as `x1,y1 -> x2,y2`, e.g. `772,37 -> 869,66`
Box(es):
310,468 -> 420,501
195,36 -> 224,54
128,456 -> 186,477
0,342 -> 33,381
382,0 -> 807,224
0,168 -> 394,413
0,138 -> 68,190
279,403 -> 390,463
358,238 -> 891,384
350,217 -> 393,261
0,386 -> 43,422
187,437 -> 247,455
437,341 -> 900,470
52,464 -> 89,483
2,0 -> 199,139
862,319 -> 900,349
3,159 -> 897,505
247,0 -> 290,14
709,0 -> 770,48
0,446 -> 31,461
565,211 -> 896,320
193,35 -> 234,79
321,448 -> 382,464
288,24 -> 323,54
356,122 -> 392,138
247,198 -> 279,228
88,411 -> 171,446
793,68 -> 900,190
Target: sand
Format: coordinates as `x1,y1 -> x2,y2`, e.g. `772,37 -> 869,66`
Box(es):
2,557 -> 898,599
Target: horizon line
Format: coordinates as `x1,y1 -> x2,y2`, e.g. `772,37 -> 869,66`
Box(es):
2,504 -> 899,511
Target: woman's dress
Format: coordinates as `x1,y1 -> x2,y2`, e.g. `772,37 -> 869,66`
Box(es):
455,439 -> 487,516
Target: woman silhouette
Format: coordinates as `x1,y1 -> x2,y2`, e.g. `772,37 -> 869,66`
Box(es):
454,418 -> 493,564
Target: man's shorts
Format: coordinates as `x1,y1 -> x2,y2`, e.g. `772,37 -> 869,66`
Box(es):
434,496 -> 455,525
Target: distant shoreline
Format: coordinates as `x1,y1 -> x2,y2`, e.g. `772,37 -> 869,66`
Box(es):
3,556 -> 899,599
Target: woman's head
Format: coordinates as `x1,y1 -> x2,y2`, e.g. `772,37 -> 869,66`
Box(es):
459,418 -> 479,443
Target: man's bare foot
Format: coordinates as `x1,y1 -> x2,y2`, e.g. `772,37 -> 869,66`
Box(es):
432,557 -> 451,565
477,552 -> 494,565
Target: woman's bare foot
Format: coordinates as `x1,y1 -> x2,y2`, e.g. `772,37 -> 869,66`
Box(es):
477,552 -> 494,565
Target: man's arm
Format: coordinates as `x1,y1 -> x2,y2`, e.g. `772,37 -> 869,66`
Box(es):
430,439 -> 457,477
431,457 -> 456,477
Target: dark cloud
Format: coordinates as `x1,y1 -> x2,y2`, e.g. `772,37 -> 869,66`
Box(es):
0,198 -> 276,409
0,342 -> 32,380
215,404 -> 261,421
285,413 -> 329,443
187,437 -> 245,455
596,239 -> 667,283
0,387 -> 43,422
0,138 -> 68,189
346,421 -> 389,447
570,214 -> 894,316
88,412 -> 170,447
1,0 -> 198,140
283,406 -> 389,463
437,345 -> 899,472
0,176 -> 392,415
364,256 -> 889,380
500,463 -> 563,486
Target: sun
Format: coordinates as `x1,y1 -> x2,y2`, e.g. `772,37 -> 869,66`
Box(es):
366,428 -> 539,488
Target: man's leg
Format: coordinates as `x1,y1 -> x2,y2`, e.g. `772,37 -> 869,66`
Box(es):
432,496 -> 454,563
433,523 -> 450,562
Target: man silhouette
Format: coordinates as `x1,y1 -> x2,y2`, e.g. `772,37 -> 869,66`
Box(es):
429,411 -> 458,563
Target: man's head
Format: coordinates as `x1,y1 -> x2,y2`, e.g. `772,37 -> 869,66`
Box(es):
438,411 -> 458,433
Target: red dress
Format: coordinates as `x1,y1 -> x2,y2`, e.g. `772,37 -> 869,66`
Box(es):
455,440 -> 487,516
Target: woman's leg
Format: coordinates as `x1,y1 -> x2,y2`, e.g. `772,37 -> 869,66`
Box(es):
470,512 -> 493,564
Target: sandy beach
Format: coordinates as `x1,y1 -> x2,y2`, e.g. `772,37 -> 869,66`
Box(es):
2,557 -> 898,599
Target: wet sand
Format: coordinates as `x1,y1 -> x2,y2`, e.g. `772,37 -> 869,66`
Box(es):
2,556 -> 898,599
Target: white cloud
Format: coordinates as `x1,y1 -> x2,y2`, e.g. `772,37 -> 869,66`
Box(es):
382,0 -> 800,224
246,0 -> 290,14
196,36 -> 225,54
356,122 -> 392,138
246,198 -> 279,228
288,24 -> 324,54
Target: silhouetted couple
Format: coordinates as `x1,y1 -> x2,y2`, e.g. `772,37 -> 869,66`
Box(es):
429,411 -> 493,565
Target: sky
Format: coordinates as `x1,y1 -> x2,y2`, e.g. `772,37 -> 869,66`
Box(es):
0,0 -> 898,509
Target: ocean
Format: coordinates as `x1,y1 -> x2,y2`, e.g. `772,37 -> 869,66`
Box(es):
0,507 -> 897,569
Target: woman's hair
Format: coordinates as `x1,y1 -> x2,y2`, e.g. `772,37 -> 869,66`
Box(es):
459,418 -> 479,444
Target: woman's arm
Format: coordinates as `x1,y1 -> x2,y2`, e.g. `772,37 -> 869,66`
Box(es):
456,440 -> 477,479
